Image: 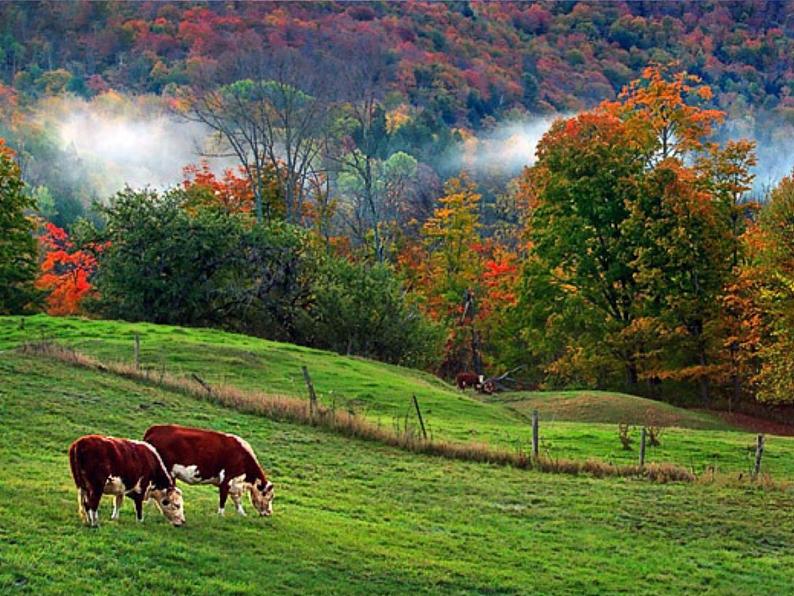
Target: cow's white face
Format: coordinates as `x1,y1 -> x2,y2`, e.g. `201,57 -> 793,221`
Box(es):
151,487 -> 185,526
249,480 -> 274,516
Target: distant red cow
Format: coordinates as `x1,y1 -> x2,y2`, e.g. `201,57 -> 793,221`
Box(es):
456,372 -> 483,390
144,424 -> 274,517
68,435 -> 185,527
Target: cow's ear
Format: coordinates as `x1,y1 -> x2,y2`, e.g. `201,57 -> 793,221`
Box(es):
162,498 -> 170,506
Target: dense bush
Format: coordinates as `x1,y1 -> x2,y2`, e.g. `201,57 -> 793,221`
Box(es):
89,187 -> 441,367
298,258 -> 442,368
90,188 -> 314,339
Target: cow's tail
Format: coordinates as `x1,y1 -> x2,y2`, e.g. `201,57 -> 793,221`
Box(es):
69,441 -> 89,521
68,441 -> 81,487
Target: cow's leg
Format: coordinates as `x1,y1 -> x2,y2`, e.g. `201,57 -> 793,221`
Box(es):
218,483 -> 230,516
230,492 -> 246,516
85,487 -> 102,527
132,495 -> 144,523
111,494 -> 123,520
77,488 -> 89,524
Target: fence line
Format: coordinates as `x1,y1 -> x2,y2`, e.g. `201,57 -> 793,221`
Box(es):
17,340 -> 700,484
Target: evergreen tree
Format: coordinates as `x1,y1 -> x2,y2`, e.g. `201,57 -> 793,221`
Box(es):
0,139 -> 38,314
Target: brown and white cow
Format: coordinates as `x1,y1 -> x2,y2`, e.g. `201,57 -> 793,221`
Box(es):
144,424 -> 274,517
456,372 -> 483,390
68,435 -> 185,527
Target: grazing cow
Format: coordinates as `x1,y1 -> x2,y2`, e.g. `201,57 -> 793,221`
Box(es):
68,435 -> 185,527
456,372 -> 483,390
144,424 -> 274,517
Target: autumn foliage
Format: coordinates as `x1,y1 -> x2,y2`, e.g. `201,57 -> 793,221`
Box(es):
182,162 -> 256,215
36,223 -> 106,315
504,66 -> 767,402
750,173 -> 794,403
401,176 -> 520,376
15,56 -> 794,409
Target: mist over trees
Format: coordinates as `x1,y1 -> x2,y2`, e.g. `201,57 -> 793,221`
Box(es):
3,1 -> 794,226
2,3 -> 794,410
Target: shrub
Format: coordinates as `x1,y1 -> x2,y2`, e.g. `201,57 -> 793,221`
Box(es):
646,425 -> 664,447
0,140 -> 39,314
90,188 -> 314,338
298,258 -> 443,368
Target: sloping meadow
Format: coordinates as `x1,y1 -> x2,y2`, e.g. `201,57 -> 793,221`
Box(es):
2,352 -> 794,593
3,315 -> 794,478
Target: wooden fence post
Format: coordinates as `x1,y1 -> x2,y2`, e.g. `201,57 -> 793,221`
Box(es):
639,427 -> 647,468
134,334 -> 140,370
191,373 -> 212,396
302,366 -> 318,417
753,433 -> 765,479
531,409 -> 539,459
412,395 -> 428,441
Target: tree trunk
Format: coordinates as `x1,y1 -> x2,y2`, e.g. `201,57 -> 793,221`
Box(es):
698,347 -> 710,406
728,342 -> 740,413
625,360 -> 638,387
365,158 -> 384,263
471,327 -> 483,377
254,174 -> 265,225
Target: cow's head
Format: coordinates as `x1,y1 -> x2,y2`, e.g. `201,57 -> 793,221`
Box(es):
151,486 -> 185,526
249,480 -> 274,516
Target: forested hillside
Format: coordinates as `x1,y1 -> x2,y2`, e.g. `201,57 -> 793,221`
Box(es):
2,1 -> 794,414
2,2 -> 793,206
2,1 -> 793,123
0,1 -> 794,225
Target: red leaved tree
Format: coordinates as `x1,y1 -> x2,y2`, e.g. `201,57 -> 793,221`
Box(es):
36,223 -> 107,315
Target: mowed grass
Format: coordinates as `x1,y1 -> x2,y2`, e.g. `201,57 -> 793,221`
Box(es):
3,354 -> 794,594
3,315 -> 794,478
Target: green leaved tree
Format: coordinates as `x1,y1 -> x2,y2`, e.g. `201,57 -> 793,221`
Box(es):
0,139 -> 38,314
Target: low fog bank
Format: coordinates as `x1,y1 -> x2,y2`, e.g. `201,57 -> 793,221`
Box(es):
452,117 -> 560,176
455,114 -> 793,193
722,116 -> 794,195
32,94 -> 228,200
29,94 -> 793,203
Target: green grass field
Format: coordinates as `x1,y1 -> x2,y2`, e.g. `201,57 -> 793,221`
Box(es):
489,390 -> 726,429
3,349 -> 794,593
2,315 -> 794,478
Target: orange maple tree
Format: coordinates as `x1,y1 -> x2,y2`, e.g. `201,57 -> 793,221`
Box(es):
36,223 -> 107,315
605,64 -> 725,164
400,176 -> 520,377
182,161 -> 256,215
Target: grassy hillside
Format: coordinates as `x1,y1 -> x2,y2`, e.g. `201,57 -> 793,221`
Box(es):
490,390 -> 725,429
3,352 -> 794,593
3,315 -> 794,478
